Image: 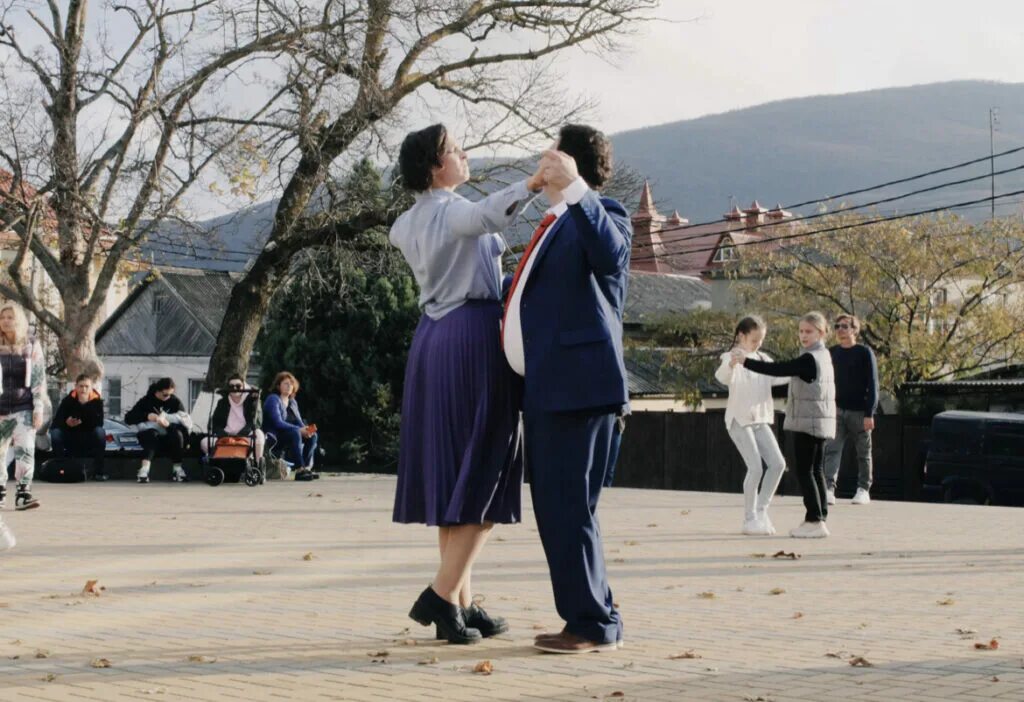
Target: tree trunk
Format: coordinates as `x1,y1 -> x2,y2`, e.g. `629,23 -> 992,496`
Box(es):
55,307 -> 102,383
205,248 -> 293,389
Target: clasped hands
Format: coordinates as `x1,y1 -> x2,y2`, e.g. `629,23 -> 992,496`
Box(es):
527,149 -> 579,193
728,348 -> 747,368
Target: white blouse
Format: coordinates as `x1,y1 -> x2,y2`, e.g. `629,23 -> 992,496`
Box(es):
714,350 -> 789,427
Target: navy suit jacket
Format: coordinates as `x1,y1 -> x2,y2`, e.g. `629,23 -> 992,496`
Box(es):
518,189 -> 631,414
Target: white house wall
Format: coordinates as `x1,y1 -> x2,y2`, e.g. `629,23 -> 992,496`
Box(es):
100,355 -> 211,424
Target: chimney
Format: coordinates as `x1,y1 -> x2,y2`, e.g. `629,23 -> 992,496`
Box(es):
630,180 -> 672,274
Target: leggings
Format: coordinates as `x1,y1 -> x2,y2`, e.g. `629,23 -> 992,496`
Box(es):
792,432 -> 828,523
726,421 -> 786,520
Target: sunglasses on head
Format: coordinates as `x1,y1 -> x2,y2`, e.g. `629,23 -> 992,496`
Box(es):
834,323 -> 854,330
228,383 -> 244,390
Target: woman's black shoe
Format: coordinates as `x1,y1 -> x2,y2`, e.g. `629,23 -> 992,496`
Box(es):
409,586 -> 482,644
436,602 -> 508,639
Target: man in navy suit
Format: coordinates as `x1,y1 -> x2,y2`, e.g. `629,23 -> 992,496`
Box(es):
502,124 -> 631,653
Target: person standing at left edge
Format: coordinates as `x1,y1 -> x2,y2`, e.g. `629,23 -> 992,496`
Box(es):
503,125 -> 631,654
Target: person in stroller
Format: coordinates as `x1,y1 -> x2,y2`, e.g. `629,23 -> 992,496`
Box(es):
125,378 -> 193,483
201,375 -> 265,459
49,373 -> 107,480
263,371 -> 319,481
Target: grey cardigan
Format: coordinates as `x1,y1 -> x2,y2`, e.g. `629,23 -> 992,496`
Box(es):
785,342 -> 837,439
389,179 -> 534,319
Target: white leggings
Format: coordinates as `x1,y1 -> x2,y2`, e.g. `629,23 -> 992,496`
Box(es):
726,420 -> 786,520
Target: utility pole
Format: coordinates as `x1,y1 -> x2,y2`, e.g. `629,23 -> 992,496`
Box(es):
990,107 -> 999,220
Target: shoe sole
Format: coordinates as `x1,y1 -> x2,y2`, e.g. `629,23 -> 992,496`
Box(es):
534,641 -> 619,654
15,502 -> 40,511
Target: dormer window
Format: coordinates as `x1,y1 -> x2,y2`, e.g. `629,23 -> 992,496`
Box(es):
712,245 -> 738,263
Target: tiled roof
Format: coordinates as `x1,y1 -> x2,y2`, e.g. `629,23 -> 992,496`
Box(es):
625,348 -> 726,397
624,272 -> 711,326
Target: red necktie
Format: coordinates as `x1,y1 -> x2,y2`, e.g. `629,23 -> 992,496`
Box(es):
501,213 -> 558,346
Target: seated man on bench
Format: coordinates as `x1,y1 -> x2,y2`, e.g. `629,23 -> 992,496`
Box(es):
49,374 -> 107,480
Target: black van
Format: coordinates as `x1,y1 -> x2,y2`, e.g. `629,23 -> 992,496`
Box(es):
922,411 -> 1024,506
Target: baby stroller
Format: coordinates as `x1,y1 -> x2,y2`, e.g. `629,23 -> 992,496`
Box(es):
201,387 -> 265,487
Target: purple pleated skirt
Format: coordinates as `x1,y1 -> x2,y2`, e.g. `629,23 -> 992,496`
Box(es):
392,300 -> 523,526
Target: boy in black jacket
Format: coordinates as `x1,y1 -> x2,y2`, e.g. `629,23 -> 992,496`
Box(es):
50,374 -> 107,480
125,377 -> 193,483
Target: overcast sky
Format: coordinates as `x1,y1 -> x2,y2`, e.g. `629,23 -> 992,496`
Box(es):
561,0 -> 1024,135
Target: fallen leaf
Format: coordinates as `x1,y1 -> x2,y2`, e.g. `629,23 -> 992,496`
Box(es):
772,551 -> 801,560
396,627 -> 411,635
307,492 -> 323,498
937,598 -> 955,606
735,587 -> 745,592
992,676 -> 1000,682
187,655 -> 217,664
302,552 -> 315,561
401,638 -> 417,646
34,649 -> 50,659
367,650 -> 390,657
769,588 -> 786,596
955,628 -> 976,636
646,523 -> 658,527
668,650 -> 701,659
697,591 -> 716,599
252,570 -> 272,576
792,612 -> 804,619
532,624 -> 547,630
680,510 -> 690,515
849,656 -> 873,667
82,580 -> 103,596
417,657 -> 439,665
743,696 -> 775,702
624,540 -> 640,546
90,658 -> 112,668
473,660 -> 493,675
622,661 -> 634,669
42,673 -> 57,682
824,651 -> 848,659
609,694 -> 625,699
612,558 -> 625,563
750,553 -> 767,558
975,639 -> 999,651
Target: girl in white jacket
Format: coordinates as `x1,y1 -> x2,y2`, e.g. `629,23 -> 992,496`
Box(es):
715,316 -> 789,535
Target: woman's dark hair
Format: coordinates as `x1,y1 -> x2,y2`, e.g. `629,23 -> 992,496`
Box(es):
557,124 -> 613,189
733,315 -> 766,346
152,377 -> 175,393
398,124 -> 448,192
227,373 -> 245,385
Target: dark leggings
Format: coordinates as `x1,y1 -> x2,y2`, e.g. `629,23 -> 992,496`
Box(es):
792,432 -> 828,523
138,426 -> 187,462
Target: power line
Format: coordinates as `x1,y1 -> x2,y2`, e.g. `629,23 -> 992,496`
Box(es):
640,143 -> 1024,233
633,160 -> 1024,251
631,189 -> 1024,264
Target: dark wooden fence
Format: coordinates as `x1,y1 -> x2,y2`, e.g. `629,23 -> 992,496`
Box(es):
614,411 -> 933,501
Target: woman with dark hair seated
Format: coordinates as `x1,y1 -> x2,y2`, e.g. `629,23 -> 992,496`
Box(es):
390,123 -> 544,644
125,377 -> 193,483
263,371 -> 318,480
202,374 -> 264,459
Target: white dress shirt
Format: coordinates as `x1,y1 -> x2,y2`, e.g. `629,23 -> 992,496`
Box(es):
503,177 -> 589,376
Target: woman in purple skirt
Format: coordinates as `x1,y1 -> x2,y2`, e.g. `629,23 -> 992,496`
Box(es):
390,124 -> 543,644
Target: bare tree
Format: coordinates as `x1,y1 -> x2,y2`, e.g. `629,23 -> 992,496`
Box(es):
203,0 -> 659,386
0,0 -> 359,377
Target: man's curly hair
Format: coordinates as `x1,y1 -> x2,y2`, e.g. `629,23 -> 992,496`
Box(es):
557,124 -> 613,190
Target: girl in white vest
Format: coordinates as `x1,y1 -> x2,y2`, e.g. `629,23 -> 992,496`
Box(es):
715,315 -> 789,536
731,312 -> 836,538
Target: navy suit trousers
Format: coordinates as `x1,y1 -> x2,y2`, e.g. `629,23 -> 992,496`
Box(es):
525,409 -> 622,644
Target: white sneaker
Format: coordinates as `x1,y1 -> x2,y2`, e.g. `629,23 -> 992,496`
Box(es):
0,519 -> 15,551
826,489 -> 836,505
742,517 -> 769,535
757,510 -> 777,535
851,488 -> 871,505
790,521 -> 830,538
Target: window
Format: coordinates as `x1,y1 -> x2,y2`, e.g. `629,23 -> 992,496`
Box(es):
189,379 -> 204,413
152,290 -> 168,315
712,245 -> 737,263
107,377 -> 122,418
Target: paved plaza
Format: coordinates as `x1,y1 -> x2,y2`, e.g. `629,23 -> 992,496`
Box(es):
1,474 -> 1022,701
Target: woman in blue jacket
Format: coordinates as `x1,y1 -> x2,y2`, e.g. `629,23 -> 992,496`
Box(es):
263,371 -> 318,480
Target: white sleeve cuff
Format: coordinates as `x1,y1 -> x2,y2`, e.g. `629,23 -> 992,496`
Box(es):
561,176 -> 589,206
